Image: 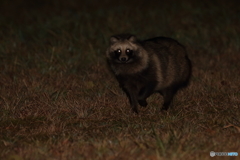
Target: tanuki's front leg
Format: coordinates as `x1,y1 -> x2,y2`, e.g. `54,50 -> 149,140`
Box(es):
138,83 -> 156,107
121,87 -> 139,113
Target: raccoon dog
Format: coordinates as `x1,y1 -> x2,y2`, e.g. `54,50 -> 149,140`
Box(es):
106,34 -> 191,113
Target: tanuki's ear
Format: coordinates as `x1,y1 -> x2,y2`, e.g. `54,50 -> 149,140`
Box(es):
110,36 -> 119,44
128,35 -> 137,42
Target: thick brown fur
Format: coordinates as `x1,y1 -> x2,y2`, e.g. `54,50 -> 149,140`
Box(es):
106,34 -> 191,113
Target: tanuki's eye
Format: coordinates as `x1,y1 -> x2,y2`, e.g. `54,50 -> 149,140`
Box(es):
114,49 -> 121,56
126,49 -> 133,56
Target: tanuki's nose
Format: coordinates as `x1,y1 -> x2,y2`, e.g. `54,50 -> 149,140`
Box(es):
120,57 -> 127,62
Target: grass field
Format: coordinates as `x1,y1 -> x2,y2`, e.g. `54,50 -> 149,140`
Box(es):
1,0 -> 240,159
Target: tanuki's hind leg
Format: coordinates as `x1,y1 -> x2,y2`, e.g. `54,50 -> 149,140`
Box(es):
159,87 -> 178,110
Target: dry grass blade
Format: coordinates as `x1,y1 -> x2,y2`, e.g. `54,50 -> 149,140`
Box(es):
224,124 -> 240,133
